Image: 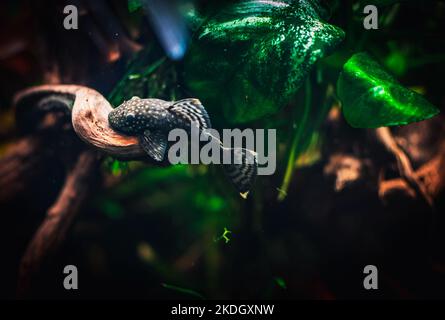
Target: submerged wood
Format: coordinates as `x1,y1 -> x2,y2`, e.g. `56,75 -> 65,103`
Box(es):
14,84 -> 144,158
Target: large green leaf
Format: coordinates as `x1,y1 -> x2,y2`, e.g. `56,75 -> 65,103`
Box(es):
184,0 -> 344,124
337,52 -> 439,128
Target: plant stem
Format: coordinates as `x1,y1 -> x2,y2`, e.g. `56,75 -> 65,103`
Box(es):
277,78 -> 312,201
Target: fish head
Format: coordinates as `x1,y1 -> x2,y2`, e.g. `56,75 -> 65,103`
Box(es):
108,96 -> 144,135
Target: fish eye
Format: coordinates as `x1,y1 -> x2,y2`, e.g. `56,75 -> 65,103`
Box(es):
126,113 -> 135,122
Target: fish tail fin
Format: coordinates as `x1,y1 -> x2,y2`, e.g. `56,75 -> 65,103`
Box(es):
222,147 -> 257,199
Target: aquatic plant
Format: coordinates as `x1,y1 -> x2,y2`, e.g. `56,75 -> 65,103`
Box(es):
113,0 -> 439,200
337,52 -> 439,128
185,0 -> 345,124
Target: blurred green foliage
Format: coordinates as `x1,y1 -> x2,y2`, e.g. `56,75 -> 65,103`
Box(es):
94,0 -> 444,298
128,0 -> 142,13
108,0 -> 442,241
184,0 -> 345,124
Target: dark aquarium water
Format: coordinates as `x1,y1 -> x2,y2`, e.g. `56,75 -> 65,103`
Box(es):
0,0 -> 444,301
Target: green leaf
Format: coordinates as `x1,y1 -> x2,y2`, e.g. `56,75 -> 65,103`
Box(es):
185,0 -> 344,124
337,52 -> 440,128
128,0 -> 142,13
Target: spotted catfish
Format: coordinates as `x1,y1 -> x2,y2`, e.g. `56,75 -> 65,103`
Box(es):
108,96 -> 257,197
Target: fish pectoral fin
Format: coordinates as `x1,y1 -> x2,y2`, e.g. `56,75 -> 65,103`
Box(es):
139,130 -> 168,162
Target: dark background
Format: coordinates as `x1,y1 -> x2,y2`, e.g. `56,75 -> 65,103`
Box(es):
0,0 -> 444,299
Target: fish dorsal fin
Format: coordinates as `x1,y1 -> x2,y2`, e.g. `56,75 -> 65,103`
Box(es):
169,98 -> 211,129
139,130 -> 168,162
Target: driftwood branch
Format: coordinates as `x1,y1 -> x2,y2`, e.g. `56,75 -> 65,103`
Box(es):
375,127 -> 434,206
379,144 -> 445,201
12,84 -> 145,296
0,135 -> 48,203
14,84 -> 145,159
17,150 -> 99,297
0,112 -> 79,203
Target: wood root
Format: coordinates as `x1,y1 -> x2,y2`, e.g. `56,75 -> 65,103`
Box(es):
16,150 -> 100,297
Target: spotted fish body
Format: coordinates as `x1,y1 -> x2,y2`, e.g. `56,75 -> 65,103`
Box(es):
108,96 -> 257,197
